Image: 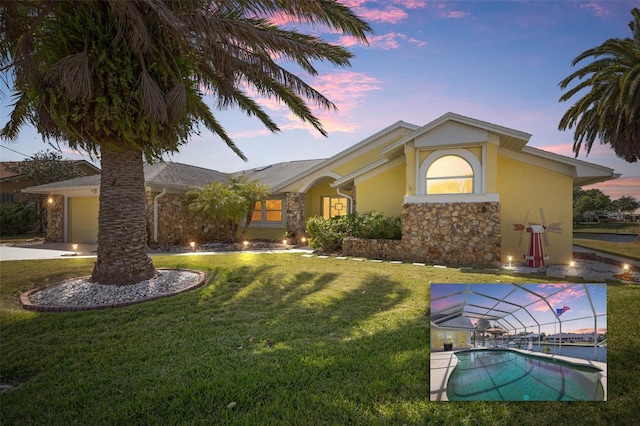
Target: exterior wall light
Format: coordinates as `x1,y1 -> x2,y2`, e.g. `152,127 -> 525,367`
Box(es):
48,197 -> 53,204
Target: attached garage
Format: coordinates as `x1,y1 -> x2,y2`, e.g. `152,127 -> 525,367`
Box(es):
69,197 -> 99,243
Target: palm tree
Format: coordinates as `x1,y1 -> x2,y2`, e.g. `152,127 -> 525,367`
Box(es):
558,7 -> 640,163
1,1 -> 371,284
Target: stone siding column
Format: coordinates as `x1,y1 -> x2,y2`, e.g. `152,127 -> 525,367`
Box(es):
46,195 -> 65,242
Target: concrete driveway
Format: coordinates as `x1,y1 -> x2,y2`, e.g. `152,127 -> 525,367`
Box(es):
0,243 -> 97,261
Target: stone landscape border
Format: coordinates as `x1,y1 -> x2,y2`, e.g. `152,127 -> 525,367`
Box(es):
20,268 -> 206,312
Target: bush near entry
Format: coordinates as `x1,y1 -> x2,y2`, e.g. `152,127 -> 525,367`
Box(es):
306,211 -> 401,253
0,202 -> 37,236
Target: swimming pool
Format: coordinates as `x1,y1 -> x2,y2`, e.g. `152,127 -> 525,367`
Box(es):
446,349 -> 605,401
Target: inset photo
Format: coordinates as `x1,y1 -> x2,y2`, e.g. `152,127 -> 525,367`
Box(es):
429,283 -> 606,402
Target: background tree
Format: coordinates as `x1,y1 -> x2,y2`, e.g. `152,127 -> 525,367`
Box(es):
5,150 -> 85,186
1,1 -> 371,285
5,150 -> 85,233
558,7 -> 640,162
573,188 -> 612,222
613,196 -> 640,215
186,176 -> 271,241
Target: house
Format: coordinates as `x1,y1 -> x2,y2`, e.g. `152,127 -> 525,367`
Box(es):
0,160 -> 100,204
545,333 -> 597,343
24,112 -> 618,265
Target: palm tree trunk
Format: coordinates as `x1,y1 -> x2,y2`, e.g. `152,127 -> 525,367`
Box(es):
91,143 -> 155,285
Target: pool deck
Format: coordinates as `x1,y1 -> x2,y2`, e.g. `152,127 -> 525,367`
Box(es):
430,348 -> 607,402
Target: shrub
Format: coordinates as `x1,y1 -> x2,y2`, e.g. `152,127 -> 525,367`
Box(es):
305,211 -> 401,252
0,202 -> 38,236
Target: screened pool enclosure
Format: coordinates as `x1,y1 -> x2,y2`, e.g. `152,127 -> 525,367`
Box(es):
430,283 -> 606,360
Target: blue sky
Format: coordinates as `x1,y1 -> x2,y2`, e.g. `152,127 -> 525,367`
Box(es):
431,283 -> 607,335
1,1 -> 638,199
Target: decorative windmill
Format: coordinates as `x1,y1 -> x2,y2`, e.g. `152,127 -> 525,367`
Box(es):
513,209 -> 562,268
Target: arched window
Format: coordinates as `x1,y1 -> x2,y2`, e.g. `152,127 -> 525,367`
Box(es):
416,148 -> 482,196
426,155 -> 473,194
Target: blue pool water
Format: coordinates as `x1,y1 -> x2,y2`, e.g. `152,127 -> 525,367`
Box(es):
447,349 -> 605,401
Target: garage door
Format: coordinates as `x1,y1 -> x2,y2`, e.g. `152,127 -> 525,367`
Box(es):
69,197 -> 99,243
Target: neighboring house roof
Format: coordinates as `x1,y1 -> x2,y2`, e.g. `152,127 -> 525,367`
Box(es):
0,160 -> 100,182
0,162 -> 21,181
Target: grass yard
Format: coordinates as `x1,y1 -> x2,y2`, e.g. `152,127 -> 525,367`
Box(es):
574,222 -> 640,235
572,238 -> 640,261
1,253 -> 639,425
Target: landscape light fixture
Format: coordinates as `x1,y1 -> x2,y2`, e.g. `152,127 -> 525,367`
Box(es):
623,264 -> 630,272
190,241 -> 196,251
300,237 -> 307,243
282,239 -> 288,245
569,261 -> 576,268
507,255 -> 513,268
72,244 -> 78,256
243,240 -> 249,248
48,197 -> 53,204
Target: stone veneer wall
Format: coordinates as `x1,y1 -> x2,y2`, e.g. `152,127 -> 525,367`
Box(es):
46,195 -> 65,242
286,192 -> 305,236
343,202 -> 501,266
145,192 -> 234,245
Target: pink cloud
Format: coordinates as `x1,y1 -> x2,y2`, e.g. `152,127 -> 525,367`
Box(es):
340,32 -> 427,49
570,327 -> 607,334
527,285 -> 586,311
584,176 -> 640,200
580,3 -> 610,17
356,6 -> 408,24
394,0 -> 427,8
242,70 -> 381,137
440,10 -> 470,19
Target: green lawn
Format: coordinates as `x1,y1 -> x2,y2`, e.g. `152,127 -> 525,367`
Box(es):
573,238 -> 640,262
574,221 -> 640,235
1,254 -> 639,424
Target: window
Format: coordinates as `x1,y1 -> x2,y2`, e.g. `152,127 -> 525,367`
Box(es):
322,196 -> 349,219
426,155 -> 473,194
415,148 -> 482,198
0,193 -> 16,204
251,199 -> 283,224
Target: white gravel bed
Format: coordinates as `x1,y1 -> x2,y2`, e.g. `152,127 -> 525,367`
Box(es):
28,269 -> 202,307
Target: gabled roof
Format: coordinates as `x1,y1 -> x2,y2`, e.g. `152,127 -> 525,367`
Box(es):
381,112 -> 531,158
520,146 -> 620,187
22,160 -> 327,195
144,162 -> 229,190
272,120 -> 420,192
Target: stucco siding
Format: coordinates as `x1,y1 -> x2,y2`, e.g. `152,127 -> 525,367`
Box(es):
356,163 -> 405,217
304,179 -> 339,218
498,155 -> 573,264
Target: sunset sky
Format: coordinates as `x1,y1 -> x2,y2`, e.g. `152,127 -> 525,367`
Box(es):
431,283 -> 607,336
1,1 -> 638,199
